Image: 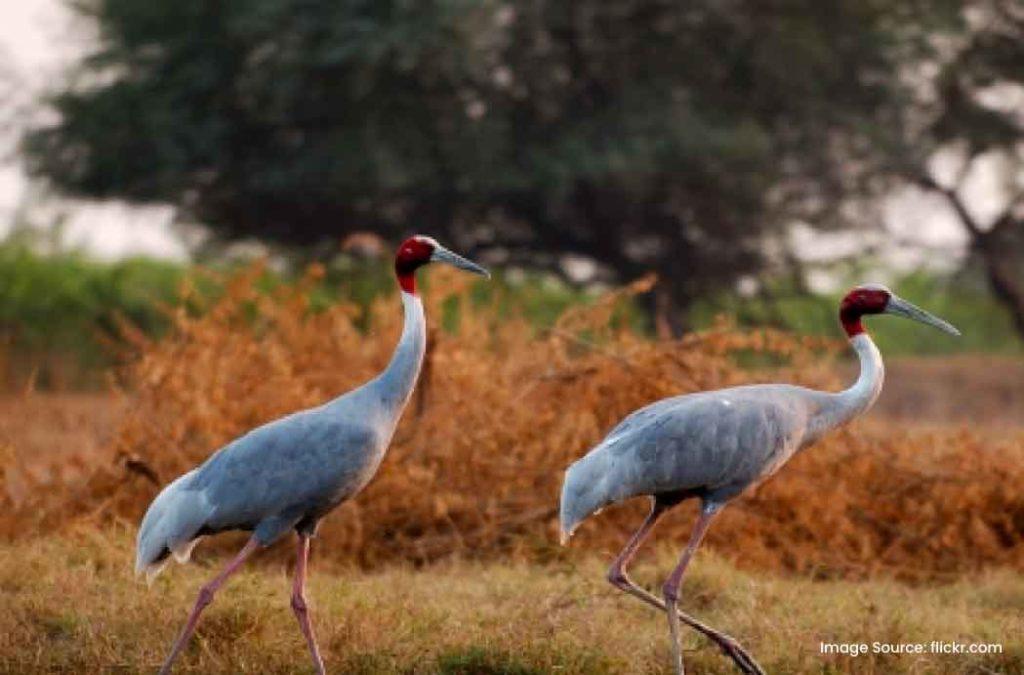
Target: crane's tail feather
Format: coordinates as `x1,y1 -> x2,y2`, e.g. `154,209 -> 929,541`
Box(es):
171,536 -> 203,564
142,557 -> 170,585
135,470 -> 210,582
133,535 -> 204,585
560,453 -> 612,546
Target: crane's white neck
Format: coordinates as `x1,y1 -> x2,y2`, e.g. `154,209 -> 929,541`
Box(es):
371,291 -> 427,416
812,333 -> 885,437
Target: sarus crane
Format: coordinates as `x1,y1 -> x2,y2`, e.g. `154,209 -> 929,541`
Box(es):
559,284 -> 960,675
135,236 -> 488,674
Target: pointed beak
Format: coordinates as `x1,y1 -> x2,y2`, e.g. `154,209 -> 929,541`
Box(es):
431,246 -> 490,278
884,295 -> 961,337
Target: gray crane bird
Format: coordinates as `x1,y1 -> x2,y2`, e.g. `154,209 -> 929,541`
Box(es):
559,284 -> 960,675
135,235 -> 488,675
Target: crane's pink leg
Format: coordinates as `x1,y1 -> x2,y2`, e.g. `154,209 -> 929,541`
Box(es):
662,503 -> 721,675
291,533 -> 325,675
607,501 -> 764,675
158,536 -> 261,675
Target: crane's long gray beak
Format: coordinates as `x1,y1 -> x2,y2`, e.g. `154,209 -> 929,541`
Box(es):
884,295 -> 961,336
431,246 -> 490,278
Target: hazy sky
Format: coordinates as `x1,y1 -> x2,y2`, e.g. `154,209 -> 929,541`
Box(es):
0,1 -> 983,288
0,0 -> 186,260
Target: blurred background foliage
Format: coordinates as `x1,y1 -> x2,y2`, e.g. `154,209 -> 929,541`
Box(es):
2,233 -> 1018,389
4,0 -> 1024,386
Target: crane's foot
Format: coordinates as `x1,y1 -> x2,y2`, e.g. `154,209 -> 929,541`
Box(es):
713,634 -> 766,675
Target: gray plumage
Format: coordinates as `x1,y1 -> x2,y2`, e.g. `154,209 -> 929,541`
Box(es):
559,373 -> 872,539
558,285 -> 960,675
135,291 -> 426,578
562,384 -> 829,534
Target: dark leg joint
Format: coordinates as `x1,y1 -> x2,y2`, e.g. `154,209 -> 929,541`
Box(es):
662,582 -> 679,604
291,593 -> 308,614
606,566 -> 628,588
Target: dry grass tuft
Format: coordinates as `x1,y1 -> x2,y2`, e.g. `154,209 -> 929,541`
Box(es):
0,528 -> 1020,674
2,263 -> 1023,580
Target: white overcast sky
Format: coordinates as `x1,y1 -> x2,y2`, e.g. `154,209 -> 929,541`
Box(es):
0,0 -> 186,261
0,0 -> 990,288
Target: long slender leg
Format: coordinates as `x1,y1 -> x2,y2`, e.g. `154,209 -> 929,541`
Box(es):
663,502 -> 721,675
159,536 -> 261,675
606,500 -> 764,675
291,533 -> 326,675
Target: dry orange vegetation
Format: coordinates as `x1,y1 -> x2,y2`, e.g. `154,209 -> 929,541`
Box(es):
2,263 -> 1023,581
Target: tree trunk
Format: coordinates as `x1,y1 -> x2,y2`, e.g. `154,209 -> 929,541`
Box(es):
649,283 -> 689,339
976,221 -> 1024,339
914,173 -> 1024,341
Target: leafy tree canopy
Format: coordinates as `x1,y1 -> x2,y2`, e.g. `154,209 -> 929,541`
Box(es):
25,0 -> 962,329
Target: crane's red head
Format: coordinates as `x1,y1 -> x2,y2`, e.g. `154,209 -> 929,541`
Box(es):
839,284 -> 891,337
395,236 -> 437,293
394,235 -> 490,294
839,283 -> 961,339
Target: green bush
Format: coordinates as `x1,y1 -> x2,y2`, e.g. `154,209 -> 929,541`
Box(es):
689,270 -> 1023,355
0,243 -> 594,389
0,242 -> 186,388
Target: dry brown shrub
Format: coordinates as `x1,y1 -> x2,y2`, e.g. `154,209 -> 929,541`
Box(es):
2,262 -> 1022,580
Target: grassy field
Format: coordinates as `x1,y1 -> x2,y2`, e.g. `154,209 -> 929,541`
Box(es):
1,528 -> 1021,674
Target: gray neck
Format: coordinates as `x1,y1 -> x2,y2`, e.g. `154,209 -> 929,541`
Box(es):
811,333 -> 885,437
369,291 -> 426,418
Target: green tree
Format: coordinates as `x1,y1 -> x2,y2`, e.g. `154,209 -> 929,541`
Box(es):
904,0 -> 1024,337
25,0 -> 960,332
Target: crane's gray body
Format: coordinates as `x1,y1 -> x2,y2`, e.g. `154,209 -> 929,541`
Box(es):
560,334 -> 883,537
136,292 -> 425,577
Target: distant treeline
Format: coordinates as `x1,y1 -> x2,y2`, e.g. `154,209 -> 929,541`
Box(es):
0,242 -> 1019,389
692,272 -> 1024,358
0,243 -> 184,389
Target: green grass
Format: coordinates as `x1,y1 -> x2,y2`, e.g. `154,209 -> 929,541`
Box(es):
0,528 -> 1020,674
